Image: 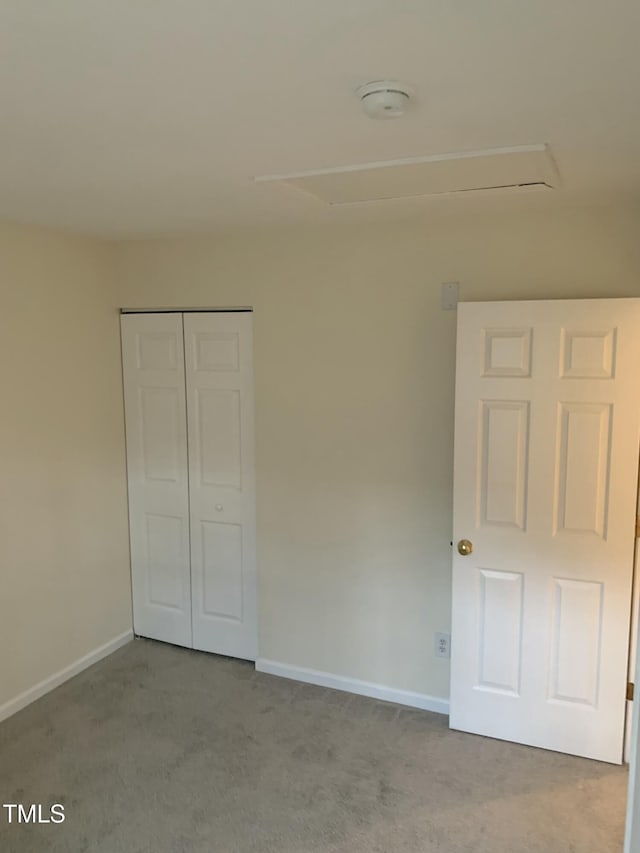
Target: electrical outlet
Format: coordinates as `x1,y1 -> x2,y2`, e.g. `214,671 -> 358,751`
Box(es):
435,632 -> 451,659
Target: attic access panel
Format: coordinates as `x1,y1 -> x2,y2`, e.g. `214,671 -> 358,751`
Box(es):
256,145 -> 559,205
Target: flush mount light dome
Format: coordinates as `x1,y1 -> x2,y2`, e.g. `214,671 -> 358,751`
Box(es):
356,80 -> 413,119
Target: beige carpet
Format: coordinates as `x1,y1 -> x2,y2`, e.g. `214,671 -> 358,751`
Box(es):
0,639 -> 628,852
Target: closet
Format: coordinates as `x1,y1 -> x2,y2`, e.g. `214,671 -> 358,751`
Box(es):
120,311 -> 257,660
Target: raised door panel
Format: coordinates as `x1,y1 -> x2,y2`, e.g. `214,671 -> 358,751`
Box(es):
482,328 -> 533,377
193,332 -> 241,372
200,521 -> 243,621
478,401 -> 530,530
560,328 -> 616,379
139,387 -> 182,482
549,578 -> 603,707
196,389 -> 243,489
476,569 -> 524,695
554,403 -> 612,539
136,331 -> 179,372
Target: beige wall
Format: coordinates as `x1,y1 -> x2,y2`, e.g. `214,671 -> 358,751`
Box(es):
114,201 -> 640,701
4,201 -> 638,712
0,222 -> 132,710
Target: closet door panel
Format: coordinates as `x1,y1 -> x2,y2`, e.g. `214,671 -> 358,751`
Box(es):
184,312 -> 257,660
121,314 -> 192,647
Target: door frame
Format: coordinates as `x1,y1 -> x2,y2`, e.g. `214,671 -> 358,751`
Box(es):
625,578 -> 640,850
625,466 -> 640,762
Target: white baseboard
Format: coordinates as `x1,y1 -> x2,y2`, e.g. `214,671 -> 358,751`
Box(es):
0,629 -> 134,725
255,658 -> 449,716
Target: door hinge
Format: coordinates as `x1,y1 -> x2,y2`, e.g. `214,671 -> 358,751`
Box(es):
628,682 -> 635,701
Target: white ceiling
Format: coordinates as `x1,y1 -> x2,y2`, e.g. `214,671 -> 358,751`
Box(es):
1,0 -> 639,238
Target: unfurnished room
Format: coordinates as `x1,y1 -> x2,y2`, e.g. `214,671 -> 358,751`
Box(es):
2,3 -> 640,852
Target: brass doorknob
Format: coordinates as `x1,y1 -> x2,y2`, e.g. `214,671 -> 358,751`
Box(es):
457,539 -> 473,556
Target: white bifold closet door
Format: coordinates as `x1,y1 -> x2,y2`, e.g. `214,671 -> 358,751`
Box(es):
183,312 -> 257,659
121,313 -> 192,647
121,311 -> 257,661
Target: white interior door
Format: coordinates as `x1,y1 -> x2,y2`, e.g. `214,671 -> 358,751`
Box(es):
121,313 -> 192,647
450,298 -> 640,763
183,312 -> 257,660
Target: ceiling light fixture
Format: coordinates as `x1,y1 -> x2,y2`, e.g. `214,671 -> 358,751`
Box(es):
356,80 -> 413,119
